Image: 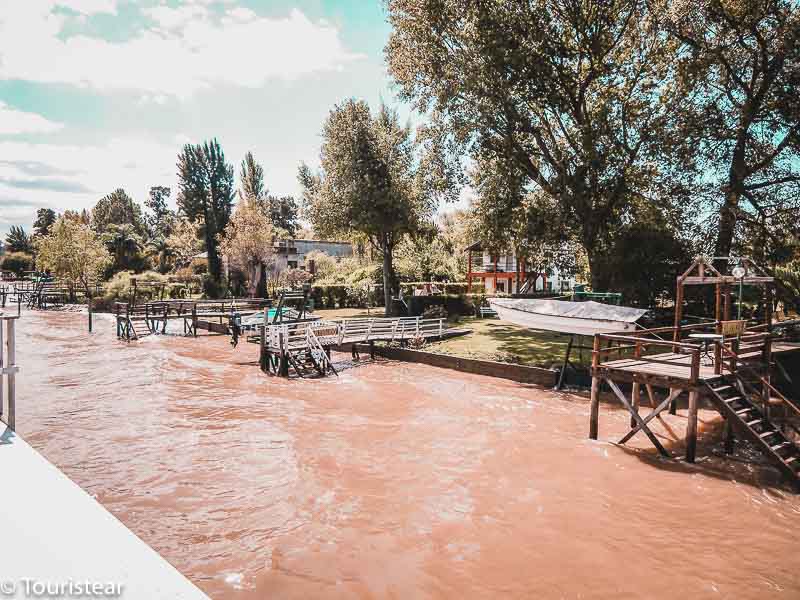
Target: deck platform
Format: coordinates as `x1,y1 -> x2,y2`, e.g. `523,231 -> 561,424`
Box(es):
0,426 -> 208,599
594,352 -> 721,385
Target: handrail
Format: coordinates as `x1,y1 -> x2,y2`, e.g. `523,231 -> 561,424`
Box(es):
597,333 -> 702,352
719,345 -> 800,422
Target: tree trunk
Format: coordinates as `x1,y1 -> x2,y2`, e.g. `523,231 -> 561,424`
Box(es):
248,262 -> 261,298
714,187 -> 740,269
205,234 -> 222,287
86,287 -> 93,333
585,245 -> 610,292
381,243 -> 396,317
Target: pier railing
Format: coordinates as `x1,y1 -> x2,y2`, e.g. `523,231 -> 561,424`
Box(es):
261,317 -> 447,350
0,315 -> 19,430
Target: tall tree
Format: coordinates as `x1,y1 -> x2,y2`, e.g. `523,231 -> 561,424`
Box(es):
267,195 -> 300,236
36,217 -> 111,332
4,226 -> 33,253
33,208 -> 57,237
663,0 -> 800,266
218,198 -> 276,298
92,188 -> 146,236
144,186 -> 175,239
386,0 -> 683,289
300,100 -> 432,315
103,223 -> 145,273
176,139 -> 235,294
240,151 -> 266,202
240,151 -> 301,236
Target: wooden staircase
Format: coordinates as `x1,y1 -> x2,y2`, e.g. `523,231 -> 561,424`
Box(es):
705,374 -> 800,486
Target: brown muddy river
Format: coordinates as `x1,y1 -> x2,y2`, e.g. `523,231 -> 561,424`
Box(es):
12,309 -> 800,598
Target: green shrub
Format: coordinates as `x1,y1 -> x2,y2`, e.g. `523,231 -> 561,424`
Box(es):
1,251 -> 34,277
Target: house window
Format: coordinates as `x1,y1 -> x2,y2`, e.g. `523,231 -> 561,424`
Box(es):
288,260 -> 298,269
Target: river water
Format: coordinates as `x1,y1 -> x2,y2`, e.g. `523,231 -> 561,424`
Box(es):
11,310 -> 800,598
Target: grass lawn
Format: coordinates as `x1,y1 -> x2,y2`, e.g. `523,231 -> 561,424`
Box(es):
425,316 -> 592,369
310,309 -> 588,369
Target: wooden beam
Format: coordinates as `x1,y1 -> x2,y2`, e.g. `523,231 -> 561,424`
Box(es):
619,388 -> 681,445
685,389 -> 699,463
606,379 -> 669,457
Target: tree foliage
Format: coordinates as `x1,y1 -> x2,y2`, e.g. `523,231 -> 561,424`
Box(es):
36,217 -> 111,291
386,0 -> 687,289
144,186 -> 175,239
4,225 -> 33,253
218,198 -> 276,297
166,218 -> 203,270
300,99 -> 433,314
92,188 -> 146,236
33,208 -> 57,237
662,0 -> 800,265
176,138 -> 235,292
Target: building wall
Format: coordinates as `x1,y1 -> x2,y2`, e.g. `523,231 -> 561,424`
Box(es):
471,251 -> 577,294
273,239 -> 353,271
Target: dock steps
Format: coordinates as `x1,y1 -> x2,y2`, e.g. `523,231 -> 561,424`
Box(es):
706,375 -> 800,485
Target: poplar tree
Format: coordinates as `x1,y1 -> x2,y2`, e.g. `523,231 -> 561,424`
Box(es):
176,139 -> 235,294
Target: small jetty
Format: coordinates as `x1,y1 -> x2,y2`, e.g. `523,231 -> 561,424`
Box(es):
114,298 -> 271,340
254,316 -> 468,378
589,257 -> 800,486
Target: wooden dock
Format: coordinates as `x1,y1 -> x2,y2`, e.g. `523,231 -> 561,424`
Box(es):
115,298 -> 271,340
255,317 -> 468,378
588,256 -> 800,487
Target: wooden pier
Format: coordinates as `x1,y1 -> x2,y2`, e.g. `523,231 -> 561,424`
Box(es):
589,257 -> 800,487
115,298 -> 271,340
255,316 -> 464,378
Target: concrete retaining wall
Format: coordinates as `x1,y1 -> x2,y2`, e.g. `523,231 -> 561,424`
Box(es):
360,344 -> 557,387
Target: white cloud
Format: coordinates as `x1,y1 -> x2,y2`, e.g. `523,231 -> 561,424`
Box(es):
0,101 -> 64,135
0,137 -> 180,232
0,3 -> 363,98
55,0 -> 117,15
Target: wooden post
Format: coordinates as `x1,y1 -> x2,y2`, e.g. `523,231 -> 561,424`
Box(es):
714,283 -> 722,374
673,277 -> 684,351
467,251 -> 472,293
87,288 -> 93,333
589,335 -> 601,439
493,255 -> 498,294
765,285 -> 773,332
259,323 -> 267,373
630,342 -> 641,428
724,420 -> 735,455
685,350 -> 700,463
763,334 -> 772,421
723,287 -> 731,321
686,389 -> 698,463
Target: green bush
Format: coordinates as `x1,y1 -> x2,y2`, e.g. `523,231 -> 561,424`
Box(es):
1,251 -> 35,277
97,270 -> 173,309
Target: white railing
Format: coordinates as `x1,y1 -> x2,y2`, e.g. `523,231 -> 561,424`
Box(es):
1,315 -> 19,430
306,327 -> 332,373
263,317 -> 446,350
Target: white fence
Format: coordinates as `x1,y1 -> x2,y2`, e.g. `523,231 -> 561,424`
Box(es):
262,316 -> 447,350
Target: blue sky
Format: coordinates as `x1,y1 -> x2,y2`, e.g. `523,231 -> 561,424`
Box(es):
0,0 -> 412,237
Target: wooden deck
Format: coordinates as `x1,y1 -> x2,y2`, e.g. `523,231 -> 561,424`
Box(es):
594,351 -> 722,385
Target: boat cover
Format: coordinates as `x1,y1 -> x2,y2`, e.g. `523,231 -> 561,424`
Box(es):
489,298 -> 647,335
